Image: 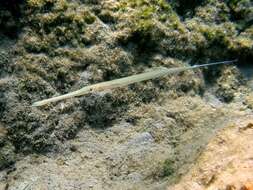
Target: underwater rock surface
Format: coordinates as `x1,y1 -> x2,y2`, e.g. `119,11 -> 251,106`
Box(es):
0,0 -> 252,189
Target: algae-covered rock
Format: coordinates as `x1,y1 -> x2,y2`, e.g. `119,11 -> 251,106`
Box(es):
0,123 -> 8,145
245,93 -> 253,109
81,92 -> 129,128
0,142 -> 15,170
0,90 -> 6,118
0,0 -> 23,37
215,66 -> 245,102
0,0 -> 252,174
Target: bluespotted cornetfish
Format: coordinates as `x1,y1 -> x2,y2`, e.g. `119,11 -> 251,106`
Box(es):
32,60 -> 237,107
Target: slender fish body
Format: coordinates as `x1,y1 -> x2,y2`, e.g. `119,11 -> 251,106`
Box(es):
32,67 -> 170,107
32,60 -> 237,107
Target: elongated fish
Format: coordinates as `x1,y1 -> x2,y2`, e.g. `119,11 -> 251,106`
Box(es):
32,60 -> 237,107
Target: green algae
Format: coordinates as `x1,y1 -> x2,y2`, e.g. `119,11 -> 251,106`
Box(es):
114,0 -> 252,60
162,159 -> 175,177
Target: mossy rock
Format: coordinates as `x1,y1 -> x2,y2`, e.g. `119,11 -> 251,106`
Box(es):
215,67 -> 244,102
228,0 -> 253,21
0,91 -> 6,119
0,0 -> 23,37
162,159 -> 175,177
0,142 -> 15,170
81,92 -> 130,128
23,1 -> 96,53
0,0 -> 252,171
245,93 -> 253,109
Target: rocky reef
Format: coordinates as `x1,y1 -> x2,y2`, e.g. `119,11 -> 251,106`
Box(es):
0,0 -> 252,188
